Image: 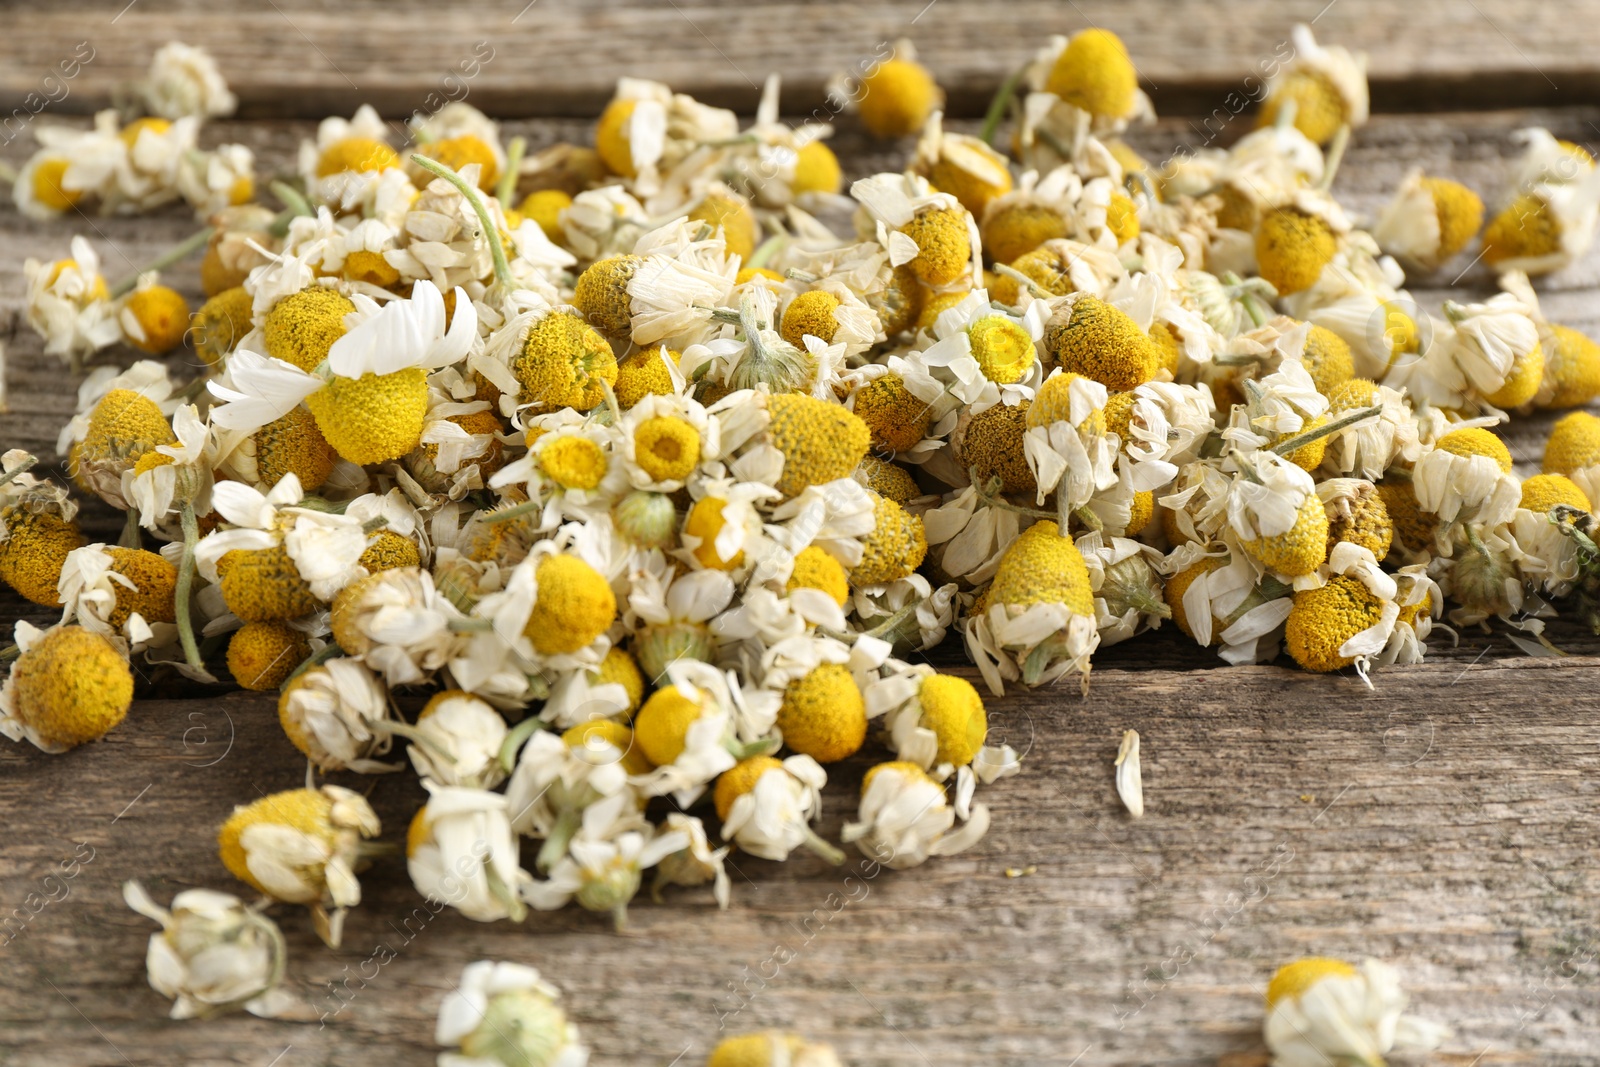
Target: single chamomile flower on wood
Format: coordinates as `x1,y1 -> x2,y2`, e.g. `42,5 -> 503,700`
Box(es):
277,657 -> 396,773
434,960 -> 589,1067
715,752 -> 843,864
524,790 -> 688,930
408,782 -> 532,923
964,519 -> 1100,695
0,622 -> 133,753
1263,957 -> 1448,1067
22,237 -> 122,364
1256,25 -> 1370,146
56,543 -> 177,650
217,784 -> 381,948
841,760 -> 991,870
1372,168 -> 1484,273
123,881 -> 295,1022
651,812 -> 732,909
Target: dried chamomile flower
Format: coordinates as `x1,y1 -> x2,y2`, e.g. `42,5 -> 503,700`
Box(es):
0,623 -> 133,753
965,520 -> 1099,694
277,657 -> 394,772
434,961 -> 589,1067
852,172 -> 980,289
849,42 -> 940,140
408,783 -> 532,923
23,237 -> 121,364
1318,478 -> 1393,562
525,791 -> 689,929
1373,169 -> 1484,273
0,453 -> 83,608
1044,28 -> 1140,121
1284,544 -> 1436,678
226,621 -> 310,691
78,387 -> 178,510
1412,426 -> 1519,538
910,111 -> 1014,217
57,543 -> 178,646
842,760 -> 989,870
330,566 -> 463,686
124,881 -> 293,1021
1264,958 -> 1448,1067
217,784 -> 381,947
1043,293 -> 1163,392
652,812 -> 732,909
138,41 -> 237,121
708,1032 -> 843,1067
1255,196 -> 1347,298
1256,25 -> 1369,145
715,753 -> 843,863
1481,171 -> 1600,276
120,283 -> 190,355
1227,451 -> 1330,579
1543,410 -> 1600,505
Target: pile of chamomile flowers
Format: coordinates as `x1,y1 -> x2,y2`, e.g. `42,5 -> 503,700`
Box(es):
3,25 -> 1600,1039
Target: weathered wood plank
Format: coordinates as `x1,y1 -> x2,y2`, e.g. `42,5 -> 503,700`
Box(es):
1,657 -> 1597,1066
3,0 -> 1599,121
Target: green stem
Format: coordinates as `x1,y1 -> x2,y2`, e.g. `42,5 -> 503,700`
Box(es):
1072,505 -> 1104,534
1317,124 -> 1351,192
412,154 -> 514,291
110,227 -> 215,298
175,504 -> 204,673
498,715 -> 547,772
0,455 -> 38,487
270,180 -> 313,220
120,507 -> 142,550
747,234 -> 788,271
0,644 -> 19,662
970,468 -> 1056,521
496,136 -> 526,206
803,829 -> 846,866
1035,126 -> 1074,161
481,498 -> 542,525
1268,404 -> 1382,457
981,64 -> 1028,147
536,806 -> 581,874
994,262 -> 1051,300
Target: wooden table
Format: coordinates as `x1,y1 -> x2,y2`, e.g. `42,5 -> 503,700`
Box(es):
2,3 -> 1598,1064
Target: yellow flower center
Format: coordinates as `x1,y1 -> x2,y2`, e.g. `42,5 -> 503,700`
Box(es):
227,621 -> 311,692
633,686 -> 705,767
1045,28 -> 1138,119
525,553 -> 616,655
786,545 -> 851,607
684,497 -> 743,570
562,719 -> 653,776
519,188 -> 573,241
713,756 -> 786,822
316,136 -> 400,178
31,158 -> 82,212
8,626 -> 133,751
1265,958 -> 1357,1008
899,207 -> 972,288
539,434 -> 608,490
425,134 -> 499,189
304,367 -> 430,466
779,290 -> 842,347
968,315 -> 1036,385
791,140 -> 842,195
917,673 -> 987,767
776,663 -> 866,763
633,416 -> 701,483
123,285 -> 190,355
858,58 -> 938,140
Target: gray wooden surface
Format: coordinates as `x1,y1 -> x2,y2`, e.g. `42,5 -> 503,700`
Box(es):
2,6 -> 1600,1063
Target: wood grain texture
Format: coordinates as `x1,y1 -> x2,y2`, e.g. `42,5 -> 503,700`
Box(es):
2,0 -> 1599,121
4,100 -> 1600,1065
1,658 -> 1597,1066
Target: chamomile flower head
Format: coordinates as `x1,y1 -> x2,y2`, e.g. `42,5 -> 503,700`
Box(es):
0,458 -> 83,608
1256,25 -> 1370,144
1043,293 -> 1162,392
23,237 -> 121,363
786,544 -> 852,607
1264,957 -> 1448,1067
1297,323 -> 1355,395
57,544 -> 178,644
716,752 -> 838,863
79,388 -> 178,509
774,661 -> 867,764
1043,28 -> 1140,120
854,46 -> 940,140
123,880 -> 291,1023
612,345 -> 682,408
1533,323 -> 1600,409
513,552 -> 617,658
708,1032 -> 843,1067
277,657 -> 393,772
964,520 -> 1100,694
982,203 -> 1072,267
687,189 -> 759,262
0,623 -> 133,753
1412,427 -> 1520,537
852,172 -> 980,289
329,565 -> 462,686
191,286 -> 254,368
1481,174 -> 1600,276
1318,478 -> 1393,561
520,188 -> 573,241
226,621 -> 310,691
1373,169 -> 1485,272
627,563 -> 733,682
217,784 -> 380,947
262,286 -> 356,372
852,455 -> 921,503
842,759 -> 989,870
1256,205 -> 1340,297
120,283 -> 190,355
409,690 -> 508,787
511,310 -> 620,413
434,961 -> 588,1067
911,111 -> 1014,217
573,254 -> 643,335
408,784 -> 532,924
852,490 -> 929,586
714,389 -> 872,500
845,371 -> 937,456
1228,451 -> 1329,578
1522,473 -> 1591,514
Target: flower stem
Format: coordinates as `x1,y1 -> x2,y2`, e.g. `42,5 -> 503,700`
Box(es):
1268,404 -> 1382,457
980,64 -> 1027,147
175,504 -> 204,673
747,234 -> 788,272
803,829 -> 846,866
110,226 -> 215,299
994,262 -> 1052,300
413,154 -> 514,291
1318,124 -> 1351,192
496,136 -> 526,206
120,506 -> 143,550
536,807 -> 582,875
0,454 -> 38,487
499,714 -> 546,772
481,498 -> 542,525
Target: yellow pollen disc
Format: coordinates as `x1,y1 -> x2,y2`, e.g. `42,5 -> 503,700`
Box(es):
633,686 -> 704,767
1265,958 -> 1358,1008
633,417 -> 701,483
526,554 -> 616,655
539,435 -> 608,490
316,136 -> 399,177
31,158 -> 83,212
